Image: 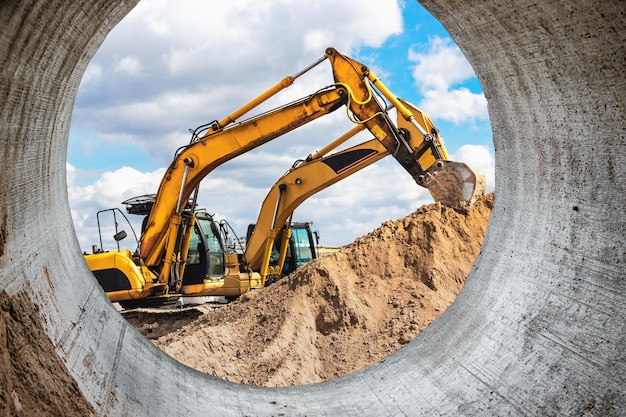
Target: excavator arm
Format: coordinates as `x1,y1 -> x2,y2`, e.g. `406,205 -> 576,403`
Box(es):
243,92 -> 485,285
139,47 -> 394,272
325,48 -> 484,207
243,137 -> 389,281
140,87 -> 347,268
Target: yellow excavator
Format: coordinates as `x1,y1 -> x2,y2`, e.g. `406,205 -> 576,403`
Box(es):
243,99 -> 485,286
84,47 -> 485,306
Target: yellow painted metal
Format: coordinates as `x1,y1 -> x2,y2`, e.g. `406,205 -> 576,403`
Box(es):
244,138 -> 390,275
394,98 -> 446,165
308,123 -> 366,160
140,87 -> 346,265
158,212 -> 182,286
216,76 -> 294,129
258,228 -> 279,283
275,227 -> 291,277
396,99 -> 485,208
83,250 -> 167,301
86,47 -> 483,303
180,271 -> 262,297
243,95 -> 466,283
175,214 -> 196,289
143,47 -> 459,272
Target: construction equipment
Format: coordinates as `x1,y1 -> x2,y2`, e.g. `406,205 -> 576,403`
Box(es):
242,137 -> 387,285
84,47 -> 485,306
245,221 -> 319,285
242,96 -> 486,285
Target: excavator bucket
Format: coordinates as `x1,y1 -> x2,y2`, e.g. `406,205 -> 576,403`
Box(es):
422,160 -> 486,211
394,98 -> 486,211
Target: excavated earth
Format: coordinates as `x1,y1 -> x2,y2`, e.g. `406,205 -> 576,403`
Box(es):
124,193 -> 493,387
0,290 -> 96,417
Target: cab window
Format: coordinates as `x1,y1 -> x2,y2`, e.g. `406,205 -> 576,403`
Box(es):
291,227 -> 314,264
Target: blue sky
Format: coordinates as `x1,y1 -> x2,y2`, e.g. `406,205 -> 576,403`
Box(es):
67,0 -> 494,251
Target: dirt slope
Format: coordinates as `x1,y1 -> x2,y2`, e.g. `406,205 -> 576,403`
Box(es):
0,290 -> 95,417
152,193 -> 493,387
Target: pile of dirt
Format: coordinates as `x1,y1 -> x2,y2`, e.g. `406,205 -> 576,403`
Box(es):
0,290 -> 95,417
152,193 -> 493,387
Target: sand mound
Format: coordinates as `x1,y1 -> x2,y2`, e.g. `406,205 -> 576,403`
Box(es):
151,193 -> 493,387
0,290 -> 95,416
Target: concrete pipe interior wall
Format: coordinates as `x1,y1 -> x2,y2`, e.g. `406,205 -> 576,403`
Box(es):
1,0 -> 624,415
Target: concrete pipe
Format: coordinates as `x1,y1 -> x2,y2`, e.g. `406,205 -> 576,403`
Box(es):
0,0 -> 624,415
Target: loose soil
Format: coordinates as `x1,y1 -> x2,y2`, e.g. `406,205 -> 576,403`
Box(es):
0,290 -> 95,417
139,193 -> 494,387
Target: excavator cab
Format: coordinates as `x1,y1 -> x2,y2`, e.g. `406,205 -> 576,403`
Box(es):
124,195 -> 234,287
276,222 -> 318,275
285,222 -> 317,266
183,212 -> 226,285
246,221 -> 318,280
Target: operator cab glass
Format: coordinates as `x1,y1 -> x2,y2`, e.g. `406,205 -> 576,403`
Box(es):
184,214 -> 225,284
291,227 -> 315,264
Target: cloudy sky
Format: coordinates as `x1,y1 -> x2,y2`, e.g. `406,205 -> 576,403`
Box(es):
67,0 -> 494,252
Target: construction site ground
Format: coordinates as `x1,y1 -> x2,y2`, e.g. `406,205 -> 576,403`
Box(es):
123,193 -> 494,387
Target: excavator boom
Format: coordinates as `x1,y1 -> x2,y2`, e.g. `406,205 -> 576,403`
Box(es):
142,47 -> 484,272
140,87 -> 347,267
244,138 -> 390,275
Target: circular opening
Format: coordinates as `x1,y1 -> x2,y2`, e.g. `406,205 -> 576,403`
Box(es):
67,0 -> 494,387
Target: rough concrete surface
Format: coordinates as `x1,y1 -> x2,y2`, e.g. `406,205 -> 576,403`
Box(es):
0,0 -> 624,416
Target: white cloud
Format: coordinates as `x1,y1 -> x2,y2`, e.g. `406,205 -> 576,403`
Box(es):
409,36 -> 488,124
409,37 -> 474,91
114,55 -> 143,76
304,29 -> 334,54
73,1 -> 404,166
67,163 -> 165,252
420,88 -> 488,124
68,0 -> 492,253
68,143 -> 493,252
127,0 -> 405,78
78,63 -> 102,88
93,166 -> 165,199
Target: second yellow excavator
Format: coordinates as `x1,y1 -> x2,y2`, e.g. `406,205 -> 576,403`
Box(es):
84,47 -> 485,307
243,99 -> 485,286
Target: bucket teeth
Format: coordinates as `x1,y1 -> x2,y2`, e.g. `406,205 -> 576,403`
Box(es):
423,161 -> 486,211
